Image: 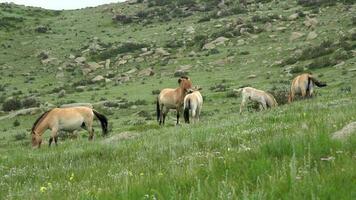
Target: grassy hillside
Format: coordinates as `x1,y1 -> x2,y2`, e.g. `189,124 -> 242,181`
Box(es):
0,0 -> 355,199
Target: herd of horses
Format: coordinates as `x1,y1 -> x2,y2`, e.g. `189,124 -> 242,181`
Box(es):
30,73 -> 326,148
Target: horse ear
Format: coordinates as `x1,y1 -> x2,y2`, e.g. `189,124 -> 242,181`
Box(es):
178,78 -> 182,84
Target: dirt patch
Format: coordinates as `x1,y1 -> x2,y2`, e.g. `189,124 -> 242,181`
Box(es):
332,122 -> 356,140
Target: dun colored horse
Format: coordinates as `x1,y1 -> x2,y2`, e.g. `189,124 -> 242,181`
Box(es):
156,76 -> 193,125
288,73 -> 327,103
184,87 -> 203,124
234,87 -> 278,113
31,106 -> 108,148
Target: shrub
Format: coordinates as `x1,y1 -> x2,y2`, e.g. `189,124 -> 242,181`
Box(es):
290,66 -> 304,74
13,119 -> 20,127
2,98 -> 22,111
308,56 -> 338,69
91,42 -> 148,60
268,86 -> 290,105
152,89 -> 161,95
14,132 -> 26,140
22,97 -> 40,108
112,14 -> 133,24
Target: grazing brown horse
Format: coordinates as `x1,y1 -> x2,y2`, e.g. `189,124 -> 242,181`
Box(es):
288,73 -> 327,103
31,106 -> 108,148
156,76 -> 193,125
184,87 -> 203,124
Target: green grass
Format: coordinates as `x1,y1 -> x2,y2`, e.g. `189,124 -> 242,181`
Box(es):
0,0 -> 355,199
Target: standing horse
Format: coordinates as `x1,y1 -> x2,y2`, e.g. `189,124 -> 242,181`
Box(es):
234,87 -> 278,113
156,76 -> 193,125
31,106 -> 108,148
288,73 -> 327,103
183,88 -> 203,124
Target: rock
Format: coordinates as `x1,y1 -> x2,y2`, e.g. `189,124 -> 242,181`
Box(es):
117,59 -> 128,66
155,48 -> 170,56
174,70 -> 188,77
288,13 -> 299,20
185,26 -> 195,34
116,74 -> 130,83
122,55 -> 133,60
332,122 -> 356,140
290,32 -> 305,41
237,39 -> 245,46
125,68 -> 137,74
92,75 -> 105,82
135,57 -> 145,62
56,71 -> 65,79
105,59 -> 111,69
75,56 -> 86,64
178,65 -> 192,71
138,67 -> 154,77
348,27 -> 356,35
264,22 -> 273,32
69,54 -> 76,59
140,50 -> 154,57
202,43 -> 216,50
306,31 -> 318,40
0,107 -> 43,121
141,47 -> 148,52
82,68 -> 91,76
58,89 -> 66,98
188,51 -> 197,57
203,37 -> 229,50
247,74 -> 257,79
276,27 -> 287,32
87,62 -> 103,70
75,86 -> 86,92
211,57 -> 234,66
41,57 -> 59,66
304,16 -> 318,29
60,103 -> 93,108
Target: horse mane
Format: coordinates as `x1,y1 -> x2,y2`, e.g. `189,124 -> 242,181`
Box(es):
31,109 -> 52,134
180,76 -> 189,80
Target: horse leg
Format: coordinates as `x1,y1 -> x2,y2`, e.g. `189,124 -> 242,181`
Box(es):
49,128 -> 58,147
176,109 -> 180,125
191,109 -> 196,124
54,136 -> 58,146
240,98 -> 246,114
159,104 -> 164,125
301,88 -> 307,100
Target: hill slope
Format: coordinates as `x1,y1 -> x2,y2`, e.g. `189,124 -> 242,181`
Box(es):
0,0 -> 355,199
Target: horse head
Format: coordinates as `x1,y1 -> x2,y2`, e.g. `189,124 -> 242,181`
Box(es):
178,76 -> 192,93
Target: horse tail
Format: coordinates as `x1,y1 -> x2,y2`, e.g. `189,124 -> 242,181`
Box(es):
184,98 -> 190,123
93,110 -> 108,136
309,75 -> 327,87
156,98 -> 160,122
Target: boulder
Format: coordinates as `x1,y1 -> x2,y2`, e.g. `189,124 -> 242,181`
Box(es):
138,68 -> 154,77
155,48 -> 170,56
288,13 -> 299,21
125,68 -> 137,74
290,32 -> 305,41
75,56 -> 86,64
116,75 -> 130,83
87,62 -> 103,70
185,26 -> 195,34
92,75 -> 105,82
203,37 -> 229,50
306,31 -> 318,40
304,16 -> 318,29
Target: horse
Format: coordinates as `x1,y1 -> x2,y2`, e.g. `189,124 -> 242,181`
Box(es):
156,76 -> 193,125
31,106 -> 108,148
233,87 -> 278,113
288,73 -> 327,103
183,87 -> 203,124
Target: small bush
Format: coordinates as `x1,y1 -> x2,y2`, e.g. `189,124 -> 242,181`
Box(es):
268,86 -> 290,105
14,132 -> 26,140
2,98 -> 22,111
22,97 -> 40,108
226,90 -> 238,98
13,119 -> 20,127
308,56 -> 338,69
152,89 -> 160,95
290,66 -> 304,74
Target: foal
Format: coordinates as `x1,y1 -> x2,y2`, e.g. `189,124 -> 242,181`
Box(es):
288,73 -> 327,103
156,76 -> 193,125
234,87 -> 278,113
183,88 -> 203,124
31,106 -> 108,148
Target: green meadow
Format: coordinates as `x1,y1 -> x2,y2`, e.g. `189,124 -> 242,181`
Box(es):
0,0 -> 355,199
